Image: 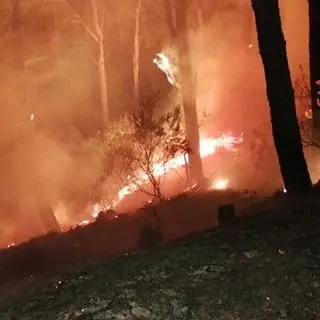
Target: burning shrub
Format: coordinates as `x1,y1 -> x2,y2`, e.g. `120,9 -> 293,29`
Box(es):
95,95 -> 189,203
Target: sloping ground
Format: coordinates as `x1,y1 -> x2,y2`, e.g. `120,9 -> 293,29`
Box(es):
0,199 -> 320,319
0,189 -> 253,286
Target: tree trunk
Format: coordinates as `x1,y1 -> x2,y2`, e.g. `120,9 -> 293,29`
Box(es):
162,0 -> 177,38
12,0 -> 24,67
163,0 -> 204,185
309,0 -> 320,141
40,207 -> 61,233
196,0 -> 204,27
133,0 -> 142,103
53,1 -> 61,61
251,0 -> 312,194
98,39 -> 109,126
12,0 -> 30,116
90,0 -> 109,126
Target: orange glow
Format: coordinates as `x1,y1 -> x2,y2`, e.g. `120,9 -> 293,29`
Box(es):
117,133 -> 243,201
305,108 -> 312,119
213,179 -> 229,190
153,52 -> 178,87
78,219 -> 90,227
6,242 -> 16,248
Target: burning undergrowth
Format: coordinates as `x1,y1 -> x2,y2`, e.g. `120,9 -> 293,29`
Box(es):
0,0 -> 311,249
0,43 -> 246,248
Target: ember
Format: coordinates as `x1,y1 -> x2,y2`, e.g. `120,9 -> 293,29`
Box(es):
213,179 -> 229,190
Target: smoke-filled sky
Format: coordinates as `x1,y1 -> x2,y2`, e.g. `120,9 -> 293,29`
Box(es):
0,0 -> 311,245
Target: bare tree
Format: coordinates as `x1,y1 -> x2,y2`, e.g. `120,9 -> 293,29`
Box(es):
129,104 -> 188,200
11,0 -> 30,114
97,95 -> 188,202
251,0 -> 312,194
133,0 -> 142,103
65,0 -> 109,126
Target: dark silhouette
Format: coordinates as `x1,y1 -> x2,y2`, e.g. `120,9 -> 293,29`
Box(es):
309,0 -> 320,140
251,0 -> 312,194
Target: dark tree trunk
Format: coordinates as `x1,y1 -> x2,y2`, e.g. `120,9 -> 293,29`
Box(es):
175,1 -> 204,185
309,0 -> 320,140
251,0 -> 312,194
163,0 -> 204,185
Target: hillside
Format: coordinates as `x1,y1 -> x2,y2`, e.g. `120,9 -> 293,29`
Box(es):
0,195 -> 319,319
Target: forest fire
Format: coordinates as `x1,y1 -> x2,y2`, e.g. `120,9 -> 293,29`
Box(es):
77,52 -> 244,225
79,131 -> 243,227
117,132 -> 243,201
213,179 -> 229,190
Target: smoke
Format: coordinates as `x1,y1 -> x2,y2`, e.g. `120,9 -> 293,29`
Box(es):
0,29 -> 104,245
0,0 -> 312,245
185,0 -> 310,192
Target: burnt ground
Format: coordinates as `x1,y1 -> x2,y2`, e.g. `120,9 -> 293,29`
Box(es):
0,195 -> 320,319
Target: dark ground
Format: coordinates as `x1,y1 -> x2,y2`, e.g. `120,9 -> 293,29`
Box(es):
0,193 -> 320,319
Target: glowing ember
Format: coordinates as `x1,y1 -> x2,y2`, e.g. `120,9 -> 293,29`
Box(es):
78,219 -> 90,227
92,203 -> 101,218
7,242 -> 15,248
305,108 -> 312,119
213,179 -> 229,190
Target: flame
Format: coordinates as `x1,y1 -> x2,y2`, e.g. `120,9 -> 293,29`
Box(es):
77,51 -> 244,227
153,52 -> 178,87
213,179 -> 229,190
91,52 -> 244,218
305,108 -> 312,119
117,132 -> 243,200
78,219 -> 90,227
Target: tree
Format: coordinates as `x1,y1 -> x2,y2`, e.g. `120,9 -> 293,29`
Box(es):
251,0 -> 312,194
65,0 -> 109,126
162,0 -> 204,185
11,0 -> 29,114
133,0 -> 142,103
308,0 -> 320,142
97,95 -> 188,202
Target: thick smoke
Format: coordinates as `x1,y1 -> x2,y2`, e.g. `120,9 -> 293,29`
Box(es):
0,0 -> 312,245
187,0 -> 311,193
0,32 -> 104,245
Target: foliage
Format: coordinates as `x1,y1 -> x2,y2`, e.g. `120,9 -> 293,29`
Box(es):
93,96 -> 189,202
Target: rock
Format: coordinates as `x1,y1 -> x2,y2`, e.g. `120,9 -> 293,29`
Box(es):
218,244 -> 232,251
218,204 -> 236,226
171,300 -> 188,319
115,312 -> 133,320
279,309 -> 288,318
131,305 -> 151,318
161,288 -> 177,297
